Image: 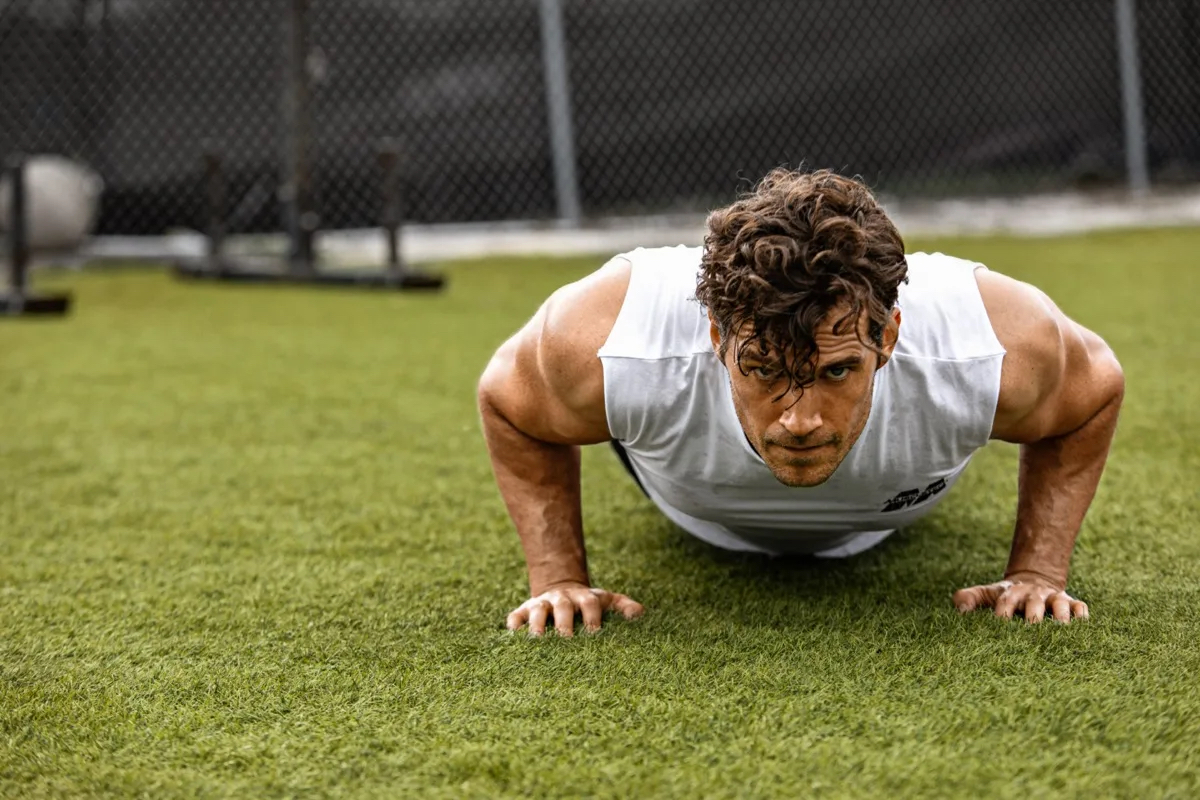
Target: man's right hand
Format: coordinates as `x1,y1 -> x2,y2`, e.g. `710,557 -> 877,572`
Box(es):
506,583 -> 644,637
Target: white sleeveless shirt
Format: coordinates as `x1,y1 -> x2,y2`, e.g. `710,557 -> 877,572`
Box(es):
598,246 -> 1006,557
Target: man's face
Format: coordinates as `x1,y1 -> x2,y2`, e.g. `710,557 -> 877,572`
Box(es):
711,308 -> 900,488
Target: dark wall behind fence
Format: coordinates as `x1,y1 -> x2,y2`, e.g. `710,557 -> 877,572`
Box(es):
1,0 -> 1197,235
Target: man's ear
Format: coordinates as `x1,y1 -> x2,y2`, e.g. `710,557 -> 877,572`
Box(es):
877,307 -> 902,368
708,312 -> 722,354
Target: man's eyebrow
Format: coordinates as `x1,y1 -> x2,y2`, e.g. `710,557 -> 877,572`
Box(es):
739,353 -> 780,366
818,354 -> 866,370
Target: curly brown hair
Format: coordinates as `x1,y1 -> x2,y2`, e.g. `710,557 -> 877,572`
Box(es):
697,168 -> 908,393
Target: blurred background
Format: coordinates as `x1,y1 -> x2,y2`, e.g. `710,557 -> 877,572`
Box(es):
1,0 -> 1198,255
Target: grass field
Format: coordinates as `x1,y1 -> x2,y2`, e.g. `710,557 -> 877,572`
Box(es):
2,228 -> 1199,798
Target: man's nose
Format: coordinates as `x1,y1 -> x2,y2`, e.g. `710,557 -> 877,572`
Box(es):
778,392 -> 823,439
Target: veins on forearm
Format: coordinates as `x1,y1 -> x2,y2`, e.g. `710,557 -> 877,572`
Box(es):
1006,393 -> 1122,587
481,403 -> 590,592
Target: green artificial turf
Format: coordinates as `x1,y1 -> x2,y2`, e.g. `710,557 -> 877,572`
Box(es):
2,228 -> 1199,798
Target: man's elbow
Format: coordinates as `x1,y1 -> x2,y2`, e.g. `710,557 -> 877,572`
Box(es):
477,339 -> 517,422
1069,318 -> 1124,414
1093,341 -> 1125,413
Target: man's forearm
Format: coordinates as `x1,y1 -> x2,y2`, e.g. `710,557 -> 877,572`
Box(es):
480,400 -> 590,594
1006,391 -> 1123,588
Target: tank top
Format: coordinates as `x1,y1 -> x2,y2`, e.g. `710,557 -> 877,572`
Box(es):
597,246 -> 1006,556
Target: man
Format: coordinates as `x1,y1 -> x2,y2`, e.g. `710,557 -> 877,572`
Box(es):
478,169 -> 1124,636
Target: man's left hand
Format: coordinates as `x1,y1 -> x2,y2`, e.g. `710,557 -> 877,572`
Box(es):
953,579 -> 1089,623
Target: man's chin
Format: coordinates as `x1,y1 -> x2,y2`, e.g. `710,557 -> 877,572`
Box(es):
761,443 -> 842,487
767,460 -> 837,488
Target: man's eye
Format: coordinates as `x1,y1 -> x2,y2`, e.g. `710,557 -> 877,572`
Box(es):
825,366 -> 853,381
750,366 -> 779,381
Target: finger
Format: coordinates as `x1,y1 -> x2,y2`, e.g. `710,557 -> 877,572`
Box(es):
955,587 -> 993,614
552,595 -> 576,638
610,593 -> 645,620
1024,590 -> 1048,624
953,583 -> 1005,613
994,588 -> 1021,620
506,606 -> 528,631
527,601 -> 549,637
1071,599 -> 1090,620
1051,594 -> 1072,623
578,592 -> 603,633
952,586 -> 981,612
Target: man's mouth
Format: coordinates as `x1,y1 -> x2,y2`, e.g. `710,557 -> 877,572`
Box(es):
772,440 -> 830,452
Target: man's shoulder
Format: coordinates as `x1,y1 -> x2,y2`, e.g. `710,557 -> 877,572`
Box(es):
971,267 -> 1099,442
540,254 -> 634,375
477,255 -> 633,445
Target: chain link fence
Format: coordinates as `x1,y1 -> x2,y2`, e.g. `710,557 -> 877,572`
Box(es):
1139,0 -> 1200,181
2,0 -> 1197,236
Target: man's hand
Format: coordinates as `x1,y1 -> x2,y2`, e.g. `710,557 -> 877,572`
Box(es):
506,582 -> 644,637
953,579 -> 1089,623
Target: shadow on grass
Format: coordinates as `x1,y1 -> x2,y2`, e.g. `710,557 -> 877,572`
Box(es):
585,443 -> 1010,627
612,512 -> 1005,637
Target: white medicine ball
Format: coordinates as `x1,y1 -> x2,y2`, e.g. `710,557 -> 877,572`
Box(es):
0,154 -> 104,253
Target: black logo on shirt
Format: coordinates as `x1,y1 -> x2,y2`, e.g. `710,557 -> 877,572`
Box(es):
881,478 -> 948,512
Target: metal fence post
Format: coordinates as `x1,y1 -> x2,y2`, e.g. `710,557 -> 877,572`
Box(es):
1115,0 -> 1150,195
6,155 -> 30,297
202,150 -> 226,270
378,140 -> 404,281
283,0 -> 317,271
538,0 -> 582,225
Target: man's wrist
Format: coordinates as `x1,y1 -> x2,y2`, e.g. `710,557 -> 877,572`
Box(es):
1003,567 -> 1066,591
529,565 -> 590,596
